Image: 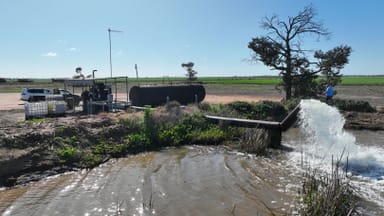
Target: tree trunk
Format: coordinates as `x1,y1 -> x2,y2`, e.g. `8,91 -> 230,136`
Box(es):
285,85 -> 292,100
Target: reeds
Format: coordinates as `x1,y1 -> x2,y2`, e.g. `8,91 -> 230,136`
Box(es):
299,155 -> 358,215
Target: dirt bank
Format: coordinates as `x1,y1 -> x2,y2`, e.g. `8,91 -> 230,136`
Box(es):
0,112 -> 139,186
1,85 -> 384,187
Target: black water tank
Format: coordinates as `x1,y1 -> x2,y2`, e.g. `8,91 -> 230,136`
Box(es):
129,84 -> 205,107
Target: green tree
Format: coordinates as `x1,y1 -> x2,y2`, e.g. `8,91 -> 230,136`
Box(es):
181,62 -> 198,81
315,45 -> 352,90
248,5 -> 351,99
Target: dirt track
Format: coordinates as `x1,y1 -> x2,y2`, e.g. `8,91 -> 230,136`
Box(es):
1,84 -> 383,121
0,93 -> 283,111
0,93 -> 25,111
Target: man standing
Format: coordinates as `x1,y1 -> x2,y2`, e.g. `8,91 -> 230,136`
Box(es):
324,84 -> 334,102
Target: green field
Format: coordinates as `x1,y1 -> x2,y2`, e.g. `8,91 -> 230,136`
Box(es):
339,76 -> 384,85
115,76 -> 384,85
130,76 -> 384,85
1,76 -> 384,93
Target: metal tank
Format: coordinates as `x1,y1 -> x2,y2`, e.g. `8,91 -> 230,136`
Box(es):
129,84 -> 205,107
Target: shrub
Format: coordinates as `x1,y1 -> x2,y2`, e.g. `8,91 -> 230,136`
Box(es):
333,99 -> 376,112
227,101 -> 255,117
282,98 -> 301,111
224,101 -> 288,121
143,106 -> 159,145
195,126 -> 226,145
118,117 -> 142,133
181,112 -> 211,131
57,144 -> 81,164
81,153 -> 104,168
91,141 -> 128,157
253,101 -> 287,121
54,135 -> 79,147
159,124 -> 192,146
125,133 -> 150,151
109,143 -> 128,157
199,102 -> 225,113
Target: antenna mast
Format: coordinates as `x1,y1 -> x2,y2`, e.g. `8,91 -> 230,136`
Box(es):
108,28 -> 123,78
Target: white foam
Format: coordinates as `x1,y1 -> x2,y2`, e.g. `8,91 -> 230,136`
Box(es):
289,99 -> 384,208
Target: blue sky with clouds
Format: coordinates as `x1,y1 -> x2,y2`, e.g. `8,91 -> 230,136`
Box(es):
1,0 -> 384,78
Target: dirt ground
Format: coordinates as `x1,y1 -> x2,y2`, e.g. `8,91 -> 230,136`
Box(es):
0,90 -> 283,127
0,93 -> 283,111
0,84 -> 383,125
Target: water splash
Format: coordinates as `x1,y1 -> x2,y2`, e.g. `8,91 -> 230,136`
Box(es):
298,99 -> 384,179
299,99 -> 356,165
295,99 -> 384,210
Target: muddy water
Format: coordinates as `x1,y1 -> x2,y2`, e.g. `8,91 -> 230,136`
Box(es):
2,99 -> 384,215
0,146 -> 301,216
1,135 -> 383,215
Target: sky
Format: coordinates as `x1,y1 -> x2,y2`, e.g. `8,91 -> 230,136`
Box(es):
1,0 -> 384,79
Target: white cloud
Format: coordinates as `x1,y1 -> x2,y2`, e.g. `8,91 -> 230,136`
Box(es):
42,52 -> 57,57
67,47 -> 78,52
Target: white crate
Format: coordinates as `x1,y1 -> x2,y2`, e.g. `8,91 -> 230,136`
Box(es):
25,102 -> 48,118
47,101 -> 66,114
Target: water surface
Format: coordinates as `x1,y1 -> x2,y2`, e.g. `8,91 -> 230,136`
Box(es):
1,99 -> 384,215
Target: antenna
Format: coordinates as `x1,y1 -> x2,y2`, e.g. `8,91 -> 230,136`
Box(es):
135,64 -> 140,86
108,28 -> 123,78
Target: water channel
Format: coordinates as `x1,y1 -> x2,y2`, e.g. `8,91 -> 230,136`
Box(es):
0,99 -> 383,215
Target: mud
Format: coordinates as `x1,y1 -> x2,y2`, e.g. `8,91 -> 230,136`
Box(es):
1,85 -> 384,187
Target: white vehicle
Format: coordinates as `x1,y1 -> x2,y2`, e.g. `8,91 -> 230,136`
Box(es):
21,88 -> 52,102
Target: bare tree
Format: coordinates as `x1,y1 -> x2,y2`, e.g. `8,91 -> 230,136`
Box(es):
248,5 -> 351,99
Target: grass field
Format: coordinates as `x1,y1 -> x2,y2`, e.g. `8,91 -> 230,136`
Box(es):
126,75 -> 384,85
199,76 -> 384,85
1,76 -> 384,93
91,75 -> 384,85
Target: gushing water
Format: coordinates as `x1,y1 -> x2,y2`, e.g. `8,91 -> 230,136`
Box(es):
299,99 -> 357,164
295,99 -> 384,208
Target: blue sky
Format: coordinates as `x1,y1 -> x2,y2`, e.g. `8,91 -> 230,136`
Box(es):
1,0 -> 384,78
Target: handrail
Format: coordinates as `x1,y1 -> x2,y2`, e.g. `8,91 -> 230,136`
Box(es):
204,104 -> 300,131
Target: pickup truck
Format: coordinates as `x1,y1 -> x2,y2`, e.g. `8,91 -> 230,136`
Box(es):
21,88 -> 52,102
21,88 -> 81,107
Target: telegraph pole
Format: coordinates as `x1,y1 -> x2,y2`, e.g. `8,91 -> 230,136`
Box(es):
108,28 -> 123,78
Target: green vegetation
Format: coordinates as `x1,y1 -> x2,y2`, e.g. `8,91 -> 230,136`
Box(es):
201,100 -> 288,121
198,76 -> 281,85
300,162 -> 357,215
57,144 -> 80,164
47,101 -> 288,167
1,76 -> 384,93
340,76 -> 384,85
129,75 -> 384,85
333,99 -> 376,112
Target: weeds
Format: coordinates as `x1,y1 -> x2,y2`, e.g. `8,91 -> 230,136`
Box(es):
237,128 -> 270,154
202,100 -> 288,121
56,144 -> 81,164
299,158 -> 358,215
333,99 -> 376,112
